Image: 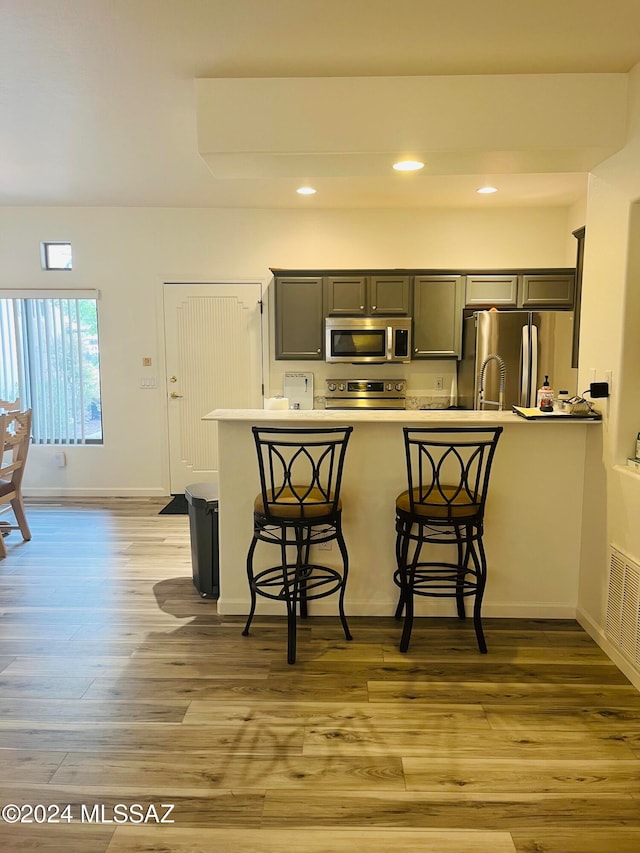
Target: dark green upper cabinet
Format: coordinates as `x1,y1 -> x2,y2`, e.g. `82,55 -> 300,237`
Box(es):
465,275 -> 519,307
325,275 -> 411,315
571,227 -> 585,368
324,276 -> 368,315
413,275 -> 464,358
519,274 -> 575,307
465,272 -> 575,309
368,275 -> 411,314
272,267 -> 576,361
274,277 -> 324,360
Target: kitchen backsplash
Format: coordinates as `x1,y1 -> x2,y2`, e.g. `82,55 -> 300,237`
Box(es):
313,393 -> 451,410
271,360 -> 457,407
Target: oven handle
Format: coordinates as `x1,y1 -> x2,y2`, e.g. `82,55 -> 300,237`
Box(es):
387,325 -> 392,360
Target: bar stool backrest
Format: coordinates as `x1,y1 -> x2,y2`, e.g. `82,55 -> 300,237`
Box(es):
252,426 -> 353,522
402,426 -> 503,523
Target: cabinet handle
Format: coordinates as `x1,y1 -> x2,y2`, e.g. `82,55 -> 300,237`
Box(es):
372,305 -> 376,310
360,305 -> 364,310
317,348 -> 321,353
414,347 -> 418,353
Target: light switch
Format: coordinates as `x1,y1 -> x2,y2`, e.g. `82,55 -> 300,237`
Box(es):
140,377 -> 157,389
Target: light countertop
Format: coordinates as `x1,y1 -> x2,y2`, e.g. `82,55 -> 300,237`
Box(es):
205,408 -> 600,425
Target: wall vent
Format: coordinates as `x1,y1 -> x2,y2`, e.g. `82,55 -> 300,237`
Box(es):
606,546 -> 640,669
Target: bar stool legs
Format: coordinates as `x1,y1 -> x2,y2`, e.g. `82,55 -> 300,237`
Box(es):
242,423 -> 353,665
394,517 -> 490,654
243,520 -> 351,665
393,427 -> 502,655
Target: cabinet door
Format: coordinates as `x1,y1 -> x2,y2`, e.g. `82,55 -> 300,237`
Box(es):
465,275 -> 518,307
519,274 -> 575,308
413,276 -> 464,358
571,228 -> 585,368
275,277 -> 324,359
369,275 -> 411,314
325,276 -> 368,315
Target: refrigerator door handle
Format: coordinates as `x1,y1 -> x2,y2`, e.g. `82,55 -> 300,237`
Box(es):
521,325 -> 530,406
530,324 -> 539,407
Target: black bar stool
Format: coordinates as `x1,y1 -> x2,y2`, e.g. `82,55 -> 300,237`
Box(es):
393,426 -> 503,653
243,425 -> 353,664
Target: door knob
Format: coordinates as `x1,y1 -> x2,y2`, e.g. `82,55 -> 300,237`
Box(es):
169,375 -> 177,383
170,392 -> 183,398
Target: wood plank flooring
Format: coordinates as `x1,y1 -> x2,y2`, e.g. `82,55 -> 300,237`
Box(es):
0,498 -> 639,852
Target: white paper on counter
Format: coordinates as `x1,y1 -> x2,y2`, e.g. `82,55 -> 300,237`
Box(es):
283,372 -> 314,410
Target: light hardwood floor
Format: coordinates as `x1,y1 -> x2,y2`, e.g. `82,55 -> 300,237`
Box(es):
0,498 -> 639,852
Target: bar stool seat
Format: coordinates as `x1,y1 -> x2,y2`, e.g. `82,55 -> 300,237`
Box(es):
254,487 -> 342,519
243,426 -> 353,664
393,426 -> 503,654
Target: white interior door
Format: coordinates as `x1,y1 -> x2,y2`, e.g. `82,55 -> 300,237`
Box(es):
163,282 -> 263,493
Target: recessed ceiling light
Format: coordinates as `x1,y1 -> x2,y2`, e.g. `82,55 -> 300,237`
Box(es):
296,186 -> 316,195
393,160 -> 424,172
477,186 -> 498,194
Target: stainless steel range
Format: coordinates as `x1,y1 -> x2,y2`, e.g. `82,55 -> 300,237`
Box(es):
324,378 -> 406,410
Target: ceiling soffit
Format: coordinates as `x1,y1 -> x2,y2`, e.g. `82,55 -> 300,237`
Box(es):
196,74 -> 628,179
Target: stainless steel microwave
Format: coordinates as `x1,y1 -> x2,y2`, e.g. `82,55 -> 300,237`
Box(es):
325,316 -> 412,363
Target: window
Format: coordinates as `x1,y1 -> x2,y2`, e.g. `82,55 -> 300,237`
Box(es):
40,242 -> 73,270
0,291 -> 102,444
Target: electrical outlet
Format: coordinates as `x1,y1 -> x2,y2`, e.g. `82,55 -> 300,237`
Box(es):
434,376 -> 444,391
605,370 -> 612,394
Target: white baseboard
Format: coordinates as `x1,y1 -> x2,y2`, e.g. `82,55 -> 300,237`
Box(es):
577,606 -> 640,693
23,488 -> 170,497
217,597 -> 578,619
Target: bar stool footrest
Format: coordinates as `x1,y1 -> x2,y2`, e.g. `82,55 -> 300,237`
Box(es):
251,563 -> 345,602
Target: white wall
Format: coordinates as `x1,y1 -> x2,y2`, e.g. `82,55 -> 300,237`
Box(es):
0,205 -> 576,495
576,63 -> 640,665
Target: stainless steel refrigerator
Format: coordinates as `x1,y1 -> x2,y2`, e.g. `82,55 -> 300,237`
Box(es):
457,310 -> 577,410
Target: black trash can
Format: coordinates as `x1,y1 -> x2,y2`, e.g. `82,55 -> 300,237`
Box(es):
185,482 -> 219,599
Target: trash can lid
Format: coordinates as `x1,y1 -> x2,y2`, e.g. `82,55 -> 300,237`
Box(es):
185,481 -> 219,502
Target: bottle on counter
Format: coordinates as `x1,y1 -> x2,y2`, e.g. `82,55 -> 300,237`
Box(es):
537,375 -> 554,412
636,431 -> 640,462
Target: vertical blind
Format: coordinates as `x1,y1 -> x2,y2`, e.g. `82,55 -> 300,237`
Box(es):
0,291 -> 101,444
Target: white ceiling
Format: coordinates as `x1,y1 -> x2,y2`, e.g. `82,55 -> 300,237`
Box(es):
2,0 -> 640,209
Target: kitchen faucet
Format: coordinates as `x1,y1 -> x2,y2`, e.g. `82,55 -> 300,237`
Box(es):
477,353 -> 507,410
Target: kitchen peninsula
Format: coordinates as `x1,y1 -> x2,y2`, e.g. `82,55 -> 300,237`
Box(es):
205,408 -> 600,621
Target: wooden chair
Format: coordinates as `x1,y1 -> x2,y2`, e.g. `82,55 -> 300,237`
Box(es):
0,409 -> 33,559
